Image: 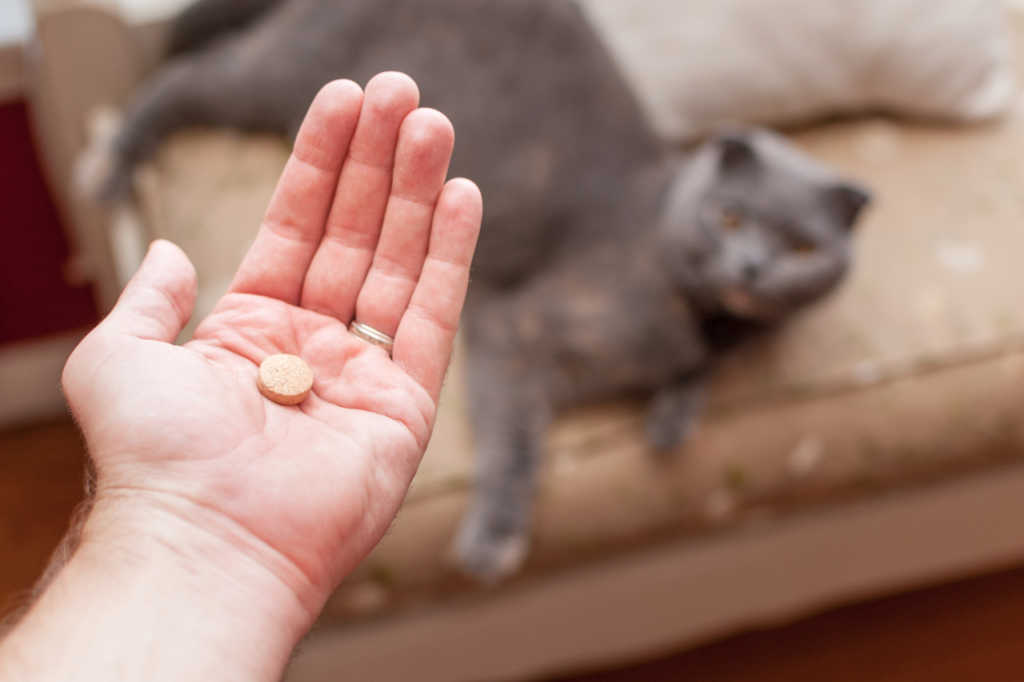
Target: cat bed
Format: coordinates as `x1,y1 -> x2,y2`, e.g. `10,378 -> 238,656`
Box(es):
577,0 -> 1017,140
133,111 -> 1024,629
115,0 -> 1024,639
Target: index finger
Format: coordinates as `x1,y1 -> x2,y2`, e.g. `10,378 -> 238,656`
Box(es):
229,79 -> 363,303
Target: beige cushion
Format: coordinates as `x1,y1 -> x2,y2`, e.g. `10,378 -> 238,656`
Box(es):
125,17 -> 1024,628
135,108 -> 1024,624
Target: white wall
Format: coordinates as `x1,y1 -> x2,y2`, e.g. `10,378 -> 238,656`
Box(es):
0,0 -> 33,47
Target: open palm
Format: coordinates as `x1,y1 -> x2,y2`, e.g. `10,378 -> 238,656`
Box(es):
61,73 -> 481,602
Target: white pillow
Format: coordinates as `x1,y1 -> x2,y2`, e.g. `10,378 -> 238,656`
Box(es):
576,0 -> 1017,141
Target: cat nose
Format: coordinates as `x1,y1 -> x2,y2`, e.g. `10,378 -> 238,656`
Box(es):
742,260 -> 761,282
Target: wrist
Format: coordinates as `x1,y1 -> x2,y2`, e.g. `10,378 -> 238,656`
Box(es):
1,489 -> 320,681
84,487 -> 323,616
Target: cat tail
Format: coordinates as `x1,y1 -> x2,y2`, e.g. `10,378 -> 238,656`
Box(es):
79,57 -> 226,203
168,0 -> 284,55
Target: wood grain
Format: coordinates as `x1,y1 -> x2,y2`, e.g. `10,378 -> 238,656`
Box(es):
0,417 -> 86,617
554,564 -> 1024,682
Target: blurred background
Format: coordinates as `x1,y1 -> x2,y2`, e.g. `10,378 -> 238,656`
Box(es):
6,0 -> 1024,680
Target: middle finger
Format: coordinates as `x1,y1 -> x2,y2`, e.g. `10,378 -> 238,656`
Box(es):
299,72 -> 420,321
351,107 -> 455,339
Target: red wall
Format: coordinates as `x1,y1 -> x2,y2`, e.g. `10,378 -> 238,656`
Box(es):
0,100 -> 98,345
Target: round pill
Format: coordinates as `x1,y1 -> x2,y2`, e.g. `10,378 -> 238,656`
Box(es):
257,354 -> 314,405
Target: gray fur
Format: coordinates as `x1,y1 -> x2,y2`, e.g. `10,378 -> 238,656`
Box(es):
101,0 -> 870,583
167,0 -> 284,55
458,128 -> 868,581
103,0 -> 662,288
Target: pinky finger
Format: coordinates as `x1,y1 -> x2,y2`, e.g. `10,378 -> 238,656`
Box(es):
392,178 -> 482,403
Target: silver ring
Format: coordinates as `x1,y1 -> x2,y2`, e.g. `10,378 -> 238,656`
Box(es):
348,319 -> 395,355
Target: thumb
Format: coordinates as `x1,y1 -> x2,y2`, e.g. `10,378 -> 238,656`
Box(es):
99,239 -> 198,343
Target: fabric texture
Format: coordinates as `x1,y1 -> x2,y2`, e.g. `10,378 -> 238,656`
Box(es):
576,0 -> 1017,140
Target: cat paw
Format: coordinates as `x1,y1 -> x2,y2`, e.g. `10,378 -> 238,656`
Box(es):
451,517 -> 530,584
646,412 -> 693,455
646,379 -> 704,455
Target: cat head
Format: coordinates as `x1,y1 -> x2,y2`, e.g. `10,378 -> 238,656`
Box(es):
656,127 -> 870,320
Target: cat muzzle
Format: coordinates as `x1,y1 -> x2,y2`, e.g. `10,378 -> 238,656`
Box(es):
720,287 -> 782,320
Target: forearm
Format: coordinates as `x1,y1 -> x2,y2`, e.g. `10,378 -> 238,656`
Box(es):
0,493 -> 316,682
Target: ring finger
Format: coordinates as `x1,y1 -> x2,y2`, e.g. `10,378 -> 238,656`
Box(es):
352,107 -> 455,339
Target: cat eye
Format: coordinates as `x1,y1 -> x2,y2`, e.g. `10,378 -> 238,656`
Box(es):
718,206 -> 744,231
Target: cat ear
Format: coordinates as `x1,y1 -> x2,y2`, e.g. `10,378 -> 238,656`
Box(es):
715,134 -> 760,178
825,184 -> 871,229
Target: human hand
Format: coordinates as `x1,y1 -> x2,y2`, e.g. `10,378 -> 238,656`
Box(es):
62,73 -> 481,617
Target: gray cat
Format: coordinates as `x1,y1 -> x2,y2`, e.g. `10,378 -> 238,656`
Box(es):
458,129 -> 867,580
95,0 -> 870,582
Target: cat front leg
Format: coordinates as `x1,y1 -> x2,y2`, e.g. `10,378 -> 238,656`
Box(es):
646,374 -> 705,455
453,391 -> 551,584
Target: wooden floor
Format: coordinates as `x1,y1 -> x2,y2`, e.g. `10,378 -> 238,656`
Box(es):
556,565 -> 1024,682
5,417 -> 1024,680
0,417 -> 86,615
